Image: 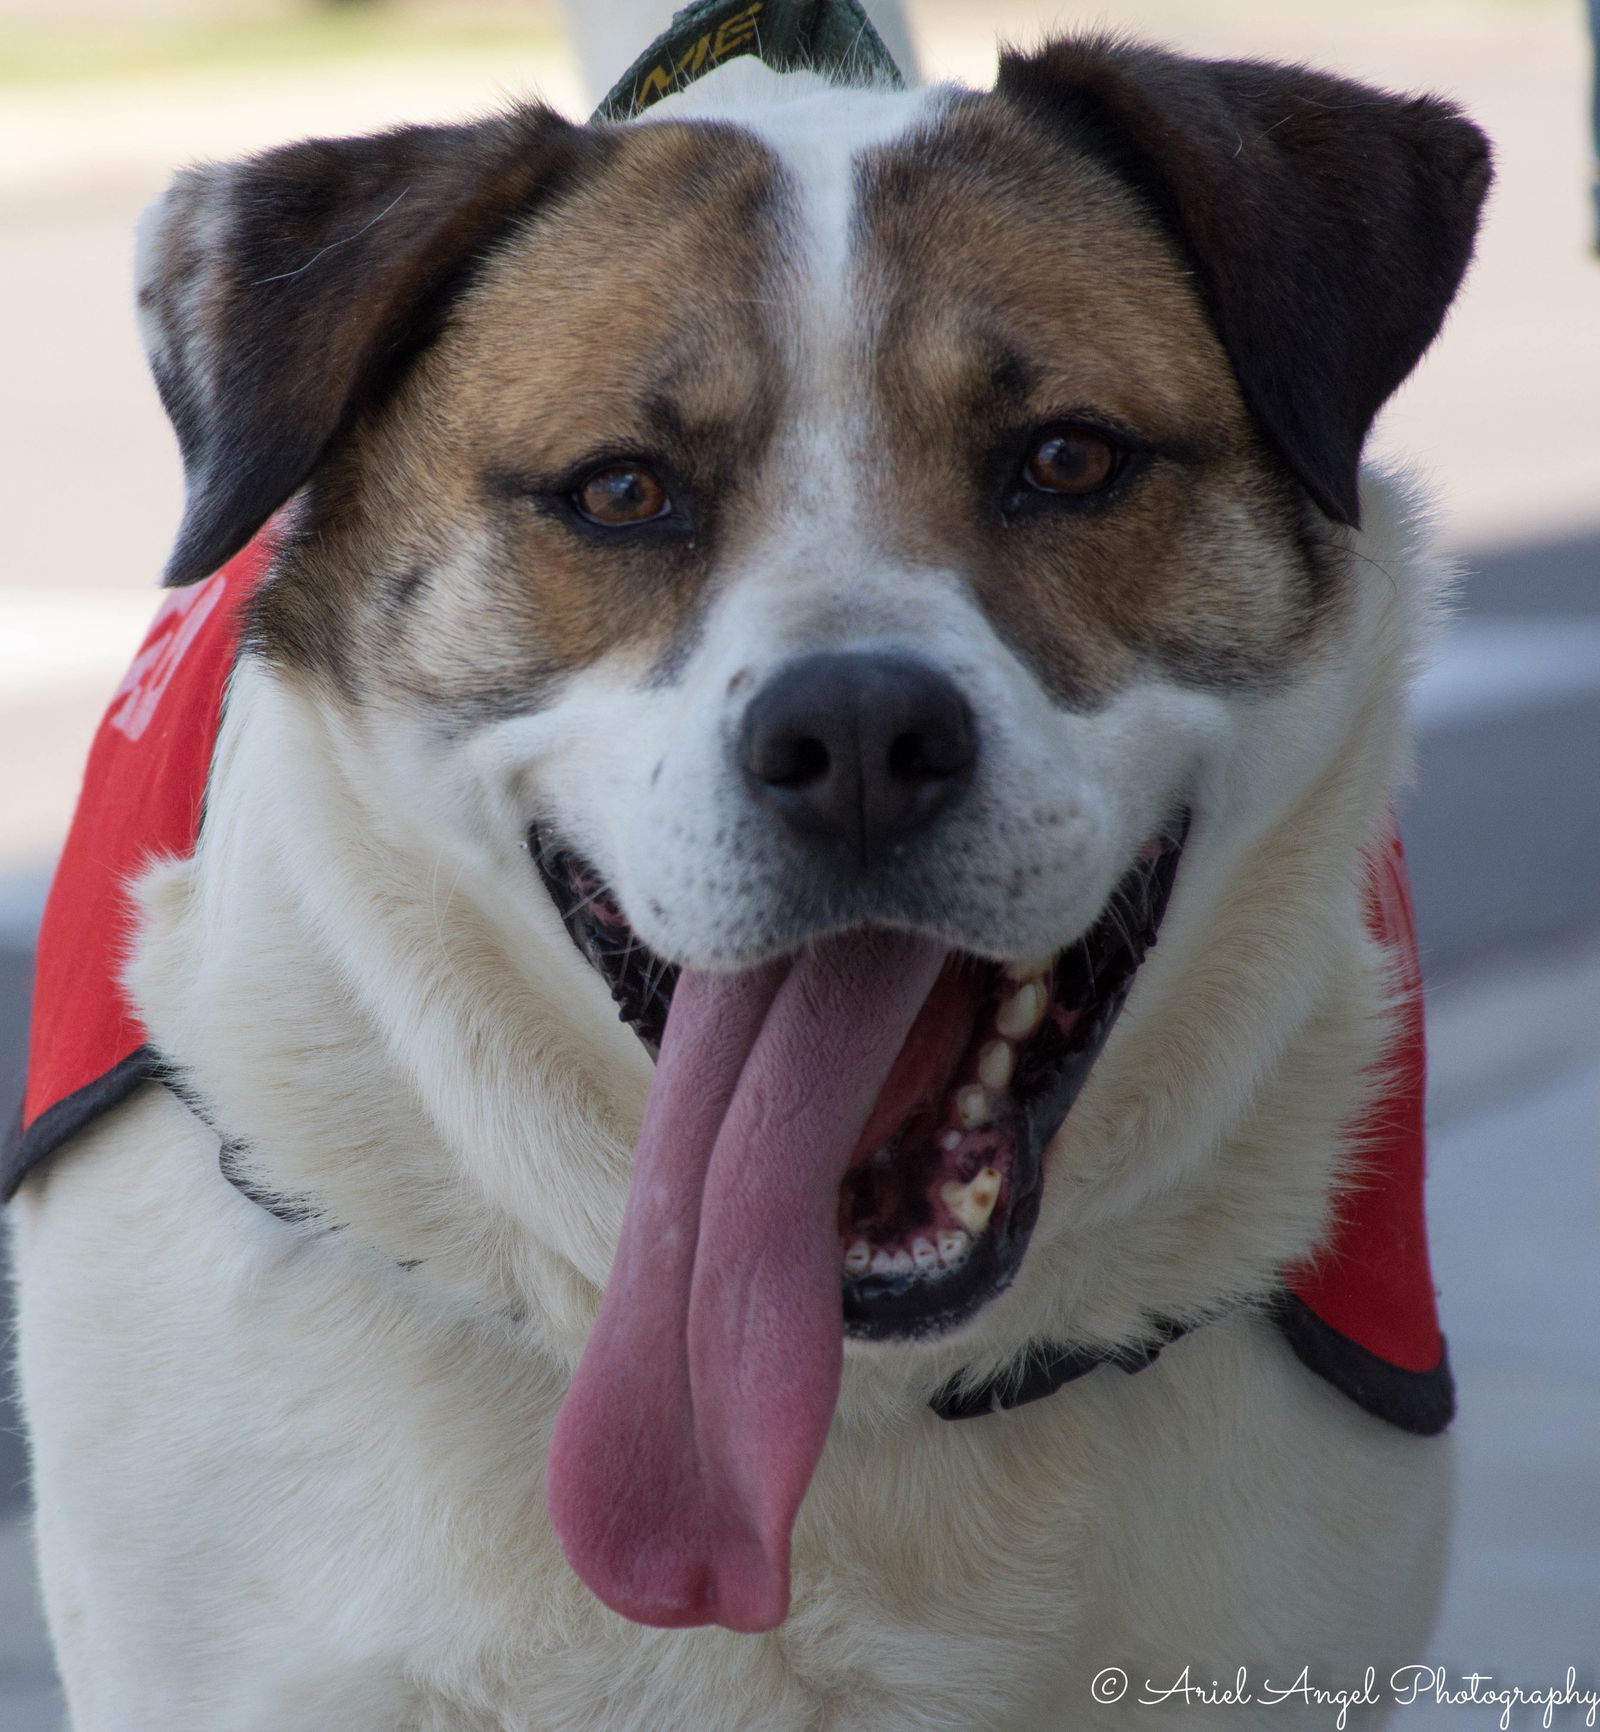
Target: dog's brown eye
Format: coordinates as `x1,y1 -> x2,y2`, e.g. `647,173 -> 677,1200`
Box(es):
575,465 -> 670,526
1023,430 -> 1119,496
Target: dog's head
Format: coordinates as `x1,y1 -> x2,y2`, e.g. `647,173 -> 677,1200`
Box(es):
138,38 -> 1487,1632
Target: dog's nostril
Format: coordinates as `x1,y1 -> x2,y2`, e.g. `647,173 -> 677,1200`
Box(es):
887,729 -> 961,782
738,652 -> 977,865
752,732 -> 831,790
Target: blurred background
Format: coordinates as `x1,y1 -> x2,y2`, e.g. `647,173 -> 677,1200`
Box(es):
0,0 -> 1596,1724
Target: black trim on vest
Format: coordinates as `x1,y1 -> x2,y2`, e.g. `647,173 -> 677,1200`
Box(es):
2,1045 -> 160,1202
5,1060 -> 1456,1440
930,1317 -> 1192,1420
1271,1290 -> 1455,1437
932,1297 -> 1457,1435
217,1140 -> 331,1229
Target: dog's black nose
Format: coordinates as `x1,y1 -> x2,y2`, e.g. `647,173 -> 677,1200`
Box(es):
739,652 -> 977,865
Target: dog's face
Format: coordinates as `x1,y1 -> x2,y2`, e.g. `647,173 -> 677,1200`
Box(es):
139,39 -> 1487,1631
276,85 -> 1316,965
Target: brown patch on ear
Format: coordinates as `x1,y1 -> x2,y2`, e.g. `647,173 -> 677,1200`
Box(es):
996,34 -> 1491,525
141,106 -> 603,586
253,120 -> 788,710
859,99 -> 1340,707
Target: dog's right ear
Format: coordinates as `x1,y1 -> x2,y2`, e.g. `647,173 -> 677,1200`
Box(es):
138,106 -> 593,586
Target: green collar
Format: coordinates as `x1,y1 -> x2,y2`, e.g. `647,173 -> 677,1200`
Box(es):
593,0 -> 903,123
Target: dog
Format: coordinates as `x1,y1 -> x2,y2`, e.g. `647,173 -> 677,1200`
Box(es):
8,4 -> 1490,1725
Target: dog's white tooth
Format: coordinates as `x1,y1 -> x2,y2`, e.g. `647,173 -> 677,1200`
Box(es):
871,1248 -> 896,1276
978,1039 -> 1014,1092
844,1239 -> 873,1277
995,981 -> 1046,1040
937,1229 -> 969,1267
939,1167 -> 1002,1234
1002,955 -> 1053,982
890,1248 -> 915,1276
955,1085 -> 991,1129
940,1129 -> 964,1153
912,1236 -> 939,1271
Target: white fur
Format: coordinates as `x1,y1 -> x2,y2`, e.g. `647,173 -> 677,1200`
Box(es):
13,34 -> 1457,1728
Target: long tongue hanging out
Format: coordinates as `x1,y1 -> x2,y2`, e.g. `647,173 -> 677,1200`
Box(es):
546,930 -> 947,1632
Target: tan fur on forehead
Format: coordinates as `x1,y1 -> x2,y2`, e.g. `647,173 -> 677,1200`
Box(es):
255,119 -> 786,706
860,97 -> 1343,704
257,86 -> 1346,714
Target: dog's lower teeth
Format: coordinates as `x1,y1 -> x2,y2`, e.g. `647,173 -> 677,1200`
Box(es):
978,1039 -> 1014,1091
938,1229 -> 970,1267
940,1167 -> 1001,1234
940,1129 -> 963,1152
995,981 -> 1046,1039
843,1227 -> 985,1282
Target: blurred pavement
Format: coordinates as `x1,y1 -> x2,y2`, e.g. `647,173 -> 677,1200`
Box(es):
2,2 -> 1596,1724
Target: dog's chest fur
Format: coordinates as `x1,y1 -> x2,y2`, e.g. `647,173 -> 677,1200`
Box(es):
24,1085 -> 1447,1732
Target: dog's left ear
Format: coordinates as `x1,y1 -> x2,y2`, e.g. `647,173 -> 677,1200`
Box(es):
997,36 -> 1492,526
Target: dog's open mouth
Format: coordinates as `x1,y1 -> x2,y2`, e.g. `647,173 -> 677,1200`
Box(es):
540,823 -> 1185,1633
534,826 -> 1184,1343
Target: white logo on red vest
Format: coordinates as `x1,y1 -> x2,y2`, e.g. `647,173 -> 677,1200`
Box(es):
108,575 -> 225,743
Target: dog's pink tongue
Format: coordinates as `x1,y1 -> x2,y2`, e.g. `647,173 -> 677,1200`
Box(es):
547,931 -> 945,1633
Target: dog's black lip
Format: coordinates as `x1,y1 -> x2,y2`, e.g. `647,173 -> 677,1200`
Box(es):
532,843 -> 680,1055
531,820 -> 1188,1342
